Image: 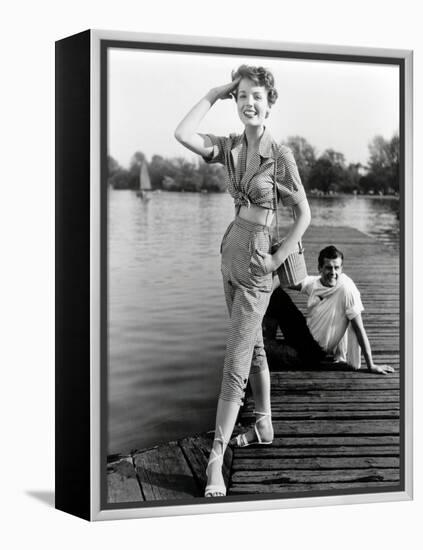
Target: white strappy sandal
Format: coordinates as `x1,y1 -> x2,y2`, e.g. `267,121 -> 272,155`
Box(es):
204,428 -> 227,497
233,411 -> 273,448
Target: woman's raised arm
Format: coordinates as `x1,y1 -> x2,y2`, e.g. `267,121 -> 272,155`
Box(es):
174,79 -> 240,157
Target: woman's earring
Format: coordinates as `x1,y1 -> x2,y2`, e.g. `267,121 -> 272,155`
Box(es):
265,110 -> 270,118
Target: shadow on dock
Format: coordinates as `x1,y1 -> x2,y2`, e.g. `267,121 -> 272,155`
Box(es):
107,435 -> 233,502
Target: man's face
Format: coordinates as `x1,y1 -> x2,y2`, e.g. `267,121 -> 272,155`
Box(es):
319,257 -> 343,287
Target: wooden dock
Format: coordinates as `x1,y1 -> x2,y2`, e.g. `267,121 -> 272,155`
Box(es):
107,226 -> 401,502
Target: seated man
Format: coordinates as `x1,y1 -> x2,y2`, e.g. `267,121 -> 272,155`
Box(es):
264,245 -> 394,375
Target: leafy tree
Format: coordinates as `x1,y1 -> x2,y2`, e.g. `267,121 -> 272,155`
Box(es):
308,149 -> 349,193
322,149 -> 346,168
344,163 -> 363,193
108,155 -> 121,177
364,133 -> 399,193
162,175 -> 178,191
171,158 -> 202,192
149,154 -> 178,190
107,155 -> 132,189
108,132 -> 401,195
109,168 -> 131,189
282,136 -> 316,188
198,161 -> 227,192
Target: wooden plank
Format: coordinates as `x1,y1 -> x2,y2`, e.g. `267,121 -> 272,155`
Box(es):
133,441 -> 200,500
179,433 -> 233,492
239,410 -> 399,421
270,389 -> 399,395
269,392 -> 399,403
107,457 -> 143,503
269,381 -> 400,390
266,352 -> 400,371
269,378 -> 400,386
270,373 -> 400,382
362,323 -> 400,327
230,481 -> 401,494
231,468 -> 399,484
236,446 -> 400,458
231,457 -> 400,470
178,435 -> 209,489
271,420 -> 399,436
267,371 -> 400,379
369,353 -> 400,358
243,403 -> 400,411
268,365 -> 401,374
262,436 -> 400,447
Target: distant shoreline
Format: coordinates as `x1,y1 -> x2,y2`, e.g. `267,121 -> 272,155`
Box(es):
110,188 -> 400,199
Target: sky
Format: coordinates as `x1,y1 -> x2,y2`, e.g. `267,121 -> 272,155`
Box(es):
108,47 -> 399,169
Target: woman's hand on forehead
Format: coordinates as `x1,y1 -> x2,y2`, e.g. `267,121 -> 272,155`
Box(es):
210,77 -> 241,101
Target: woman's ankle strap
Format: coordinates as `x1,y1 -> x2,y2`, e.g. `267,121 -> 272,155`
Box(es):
253,410 -> 271,416
214,425 -> 228,445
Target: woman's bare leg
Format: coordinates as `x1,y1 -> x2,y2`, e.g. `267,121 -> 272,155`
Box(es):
205,398 -> 240,496
246,369 -> 274,443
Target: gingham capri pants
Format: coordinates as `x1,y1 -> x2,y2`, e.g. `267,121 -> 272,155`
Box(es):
219,216 -> 274,405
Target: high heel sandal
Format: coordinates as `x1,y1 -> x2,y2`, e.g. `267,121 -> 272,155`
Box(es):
233,410 -> 273,448
204,427 -> 227,497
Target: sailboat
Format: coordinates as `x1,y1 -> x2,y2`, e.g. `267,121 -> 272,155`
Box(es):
136,160 -> 152,201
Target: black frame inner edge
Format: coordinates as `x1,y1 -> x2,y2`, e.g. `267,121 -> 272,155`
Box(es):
99,38 -> 406,511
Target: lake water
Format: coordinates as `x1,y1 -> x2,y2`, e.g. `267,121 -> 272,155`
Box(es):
108,191 -> 399,454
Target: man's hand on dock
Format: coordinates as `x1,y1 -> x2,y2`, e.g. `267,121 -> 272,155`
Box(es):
368,364 -> 395,375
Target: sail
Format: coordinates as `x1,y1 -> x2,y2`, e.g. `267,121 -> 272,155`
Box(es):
139,161 -> 152,191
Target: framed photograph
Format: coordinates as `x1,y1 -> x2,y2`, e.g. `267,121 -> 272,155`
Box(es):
55,29 -> 413,521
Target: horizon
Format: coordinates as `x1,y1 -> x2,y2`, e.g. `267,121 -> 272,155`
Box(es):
108,130 -> 399,170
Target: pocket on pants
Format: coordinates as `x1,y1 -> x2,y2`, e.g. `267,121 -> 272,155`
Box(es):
220,221 -> 234,253
248,232 -> 271,278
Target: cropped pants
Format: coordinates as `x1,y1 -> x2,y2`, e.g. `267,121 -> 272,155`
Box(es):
219,216 -> 273,405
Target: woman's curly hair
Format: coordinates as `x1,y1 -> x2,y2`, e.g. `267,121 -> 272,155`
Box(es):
231,65 -> 278,106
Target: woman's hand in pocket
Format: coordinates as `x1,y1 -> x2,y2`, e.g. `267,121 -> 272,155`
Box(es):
255,249 -> 278,275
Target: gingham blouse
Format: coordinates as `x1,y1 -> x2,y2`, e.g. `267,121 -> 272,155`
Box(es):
202,126 -> 306,209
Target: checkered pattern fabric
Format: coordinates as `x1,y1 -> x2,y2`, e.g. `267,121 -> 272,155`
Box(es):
219,217 -> 273,404
202,126 -> 306,209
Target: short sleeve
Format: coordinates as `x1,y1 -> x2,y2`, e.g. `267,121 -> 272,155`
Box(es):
344,280 -> 364,320
300,275 -> 317,296
200,134 -> 229,165
275,146 -> 307,207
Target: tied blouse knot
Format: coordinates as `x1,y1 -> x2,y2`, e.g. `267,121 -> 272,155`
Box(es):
202,126 -> 306,209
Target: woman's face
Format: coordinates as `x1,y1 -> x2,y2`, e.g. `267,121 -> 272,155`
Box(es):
236,77 -> 270,128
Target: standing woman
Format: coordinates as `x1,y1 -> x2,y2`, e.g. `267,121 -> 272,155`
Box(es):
175,65 -> 311,497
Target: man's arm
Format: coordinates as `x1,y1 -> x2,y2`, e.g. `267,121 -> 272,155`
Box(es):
350,314 -> 395,375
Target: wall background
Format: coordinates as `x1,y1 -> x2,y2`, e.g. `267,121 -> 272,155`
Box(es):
1,1 -> 420,547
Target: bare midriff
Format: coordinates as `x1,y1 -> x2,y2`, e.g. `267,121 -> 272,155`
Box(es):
238,204 -> 275,227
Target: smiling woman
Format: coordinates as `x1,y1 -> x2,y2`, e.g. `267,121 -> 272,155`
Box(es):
174,63 -> 311,497
232,64 -> 278,128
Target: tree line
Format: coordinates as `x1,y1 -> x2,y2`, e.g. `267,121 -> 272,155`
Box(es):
108,133 -> 399,195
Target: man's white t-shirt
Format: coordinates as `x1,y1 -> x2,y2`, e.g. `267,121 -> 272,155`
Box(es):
300,273 -> 364,366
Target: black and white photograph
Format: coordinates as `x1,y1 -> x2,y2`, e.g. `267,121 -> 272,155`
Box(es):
103,38 -> 406,509
4,0 -> 423,543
